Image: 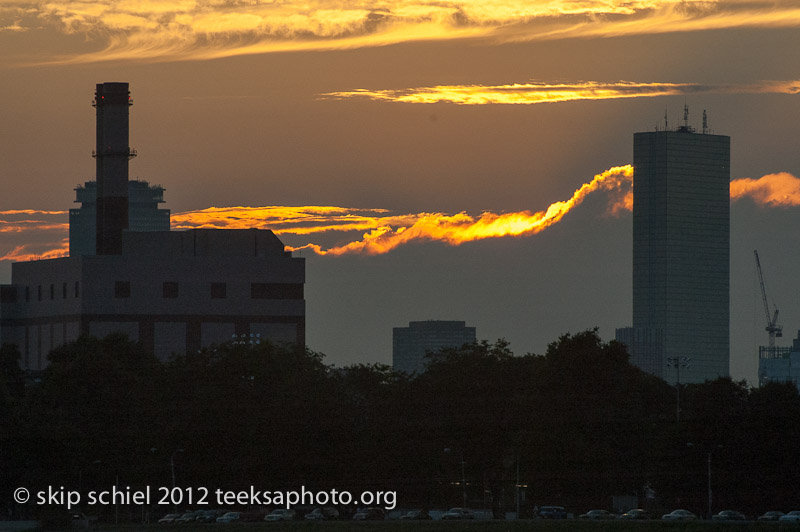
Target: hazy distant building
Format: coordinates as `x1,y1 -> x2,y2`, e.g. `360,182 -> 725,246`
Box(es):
70,179 -> 170,256
0,82 -> 305,369
758,330 -> 800,388
617,121 -> 730,384
393,320 -> 476,374
614,327 -> 664,377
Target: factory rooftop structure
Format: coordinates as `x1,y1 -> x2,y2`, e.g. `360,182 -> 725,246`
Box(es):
0,82 -> 305,369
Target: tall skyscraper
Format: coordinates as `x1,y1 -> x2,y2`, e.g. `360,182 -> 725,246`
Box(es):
620,121 -> 730,384
393,320 -> 476,374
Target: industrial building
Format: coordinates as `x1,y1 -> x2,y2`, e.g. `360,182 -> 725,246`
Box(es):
70,179 -> 170,257
617,113 -> 730,384
0,82 -> 305,369
393,320 -> 476,374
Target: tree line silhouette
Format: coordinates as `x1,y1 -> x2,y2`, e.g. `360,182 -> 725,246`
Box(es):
2,330 -> 799,520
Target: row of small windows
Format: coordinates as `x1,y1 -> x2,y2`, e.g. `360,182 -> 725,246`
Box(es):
2,281 -> 301,303
113,282 -> 303,300
0,282 -> 81,303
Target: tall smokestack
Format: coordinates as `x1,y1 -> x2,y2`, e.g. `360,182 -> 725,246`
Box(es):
93,82 -> 135,255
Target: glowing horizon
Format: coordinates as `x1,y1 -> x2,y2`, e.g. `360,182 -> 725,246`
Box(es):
285,165 -> 633,255
4,167 -> 800,262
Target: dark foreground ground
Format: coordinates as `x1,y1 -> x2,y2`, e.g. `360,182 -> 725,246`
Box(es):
100,522 -> 800,532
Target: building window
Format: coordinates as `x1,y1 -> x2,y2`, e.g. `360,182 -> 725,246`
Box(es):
0,286 -> 16,303
37,285 -> 41,301
251,283 -> 304,299
114,281 -> 131,298
25,286 -> 30,302
75,281 -> 80,298
62,283 -> 67,299
163,282 -> 179,299
210,282 -> 227,299
50,284 -> 54,300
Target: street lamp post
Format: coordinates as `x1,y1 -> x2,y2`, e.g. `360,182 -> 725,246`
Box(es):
171,449 -> 184,493
707,451 -> 712,519
516,458 -> 520,519
706,445 -> 723,519
459,454 -> 467,508
666,357 -> 691,422
688,443 -> 722,519
444,448 -> 467,508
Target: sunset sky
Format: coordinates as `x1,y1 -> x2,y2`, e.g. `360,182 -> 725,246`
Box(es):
1,0 -> 799,382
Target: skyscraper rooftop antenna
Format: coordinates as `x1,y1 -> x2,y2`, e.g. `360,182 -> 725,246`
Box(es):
664,108 -> 668,131
702,109 -> 708,134
683,104 -> 689,129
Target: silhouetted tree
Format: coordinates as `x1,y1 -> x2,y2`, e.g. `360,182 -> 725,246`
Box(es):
10,329 -> 800,520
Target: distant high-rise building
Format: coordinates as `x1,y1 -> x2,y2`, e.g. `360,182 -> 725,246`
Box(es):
69,180 -> 170,256
758,333 -> 800,388
393,320 -> 476,374
617,122 -> 730,384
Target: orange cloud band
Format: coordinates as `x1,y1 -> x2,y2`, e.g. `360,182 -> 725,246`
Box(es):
323,80 -> 800,105
3,167 -> 800,261
285,165 -> 633,255
0,240 -> 70,262
730,172 -> 800,207
6,0 -> 800,64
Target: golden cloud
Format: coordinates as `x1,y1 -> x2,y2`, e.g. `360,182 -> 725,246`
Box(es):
170,205 -> 421,234
285,165 -> 634,255
2,0 -> 799,63
0,210 -> 69,234
730,172 -> 800,207
3,167 -> 800,261
323,80 -> 800,105
0,240 -> 70,262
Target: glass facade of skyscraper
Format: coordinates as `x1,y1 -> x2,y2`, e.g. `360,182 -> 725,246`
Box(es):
630,129 -> 730,384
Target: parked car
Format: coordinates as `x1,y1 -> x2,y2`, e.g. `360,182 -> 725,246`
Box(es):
758,511 -> 785,521
304,508 -> 339,521
620,509 -> 651,520
352,508 -> 385,521
538,506 -> 567,519
240,510 -> 269,522
662,509 -> 697,520
579,510 -> 616,520
441,508 -> 475,520
70,512 -> 98,529
196,510 -> 225,523
265,509 -> 296,521
713,510 -> 746,521
158,513 -> 181,524
215,512 -> 241,523
779,511 -> 800,522
400,510 -> 432,520
176,511 -> 204,523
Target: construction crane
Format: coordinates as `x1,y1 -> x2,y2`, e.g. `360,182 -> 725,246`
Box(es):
754,250 -> 783,347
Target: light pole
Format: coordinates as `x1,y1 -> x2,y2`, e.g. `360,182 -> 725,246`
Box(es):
688,443 -> 721,519
444,448 -> 467,508
706,445 -> 723,519
516,458 -> 520,519
171,449 -> 184,491
79,459 -> 102,496
707,451 -> 712,519
666,357 -> 690,422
